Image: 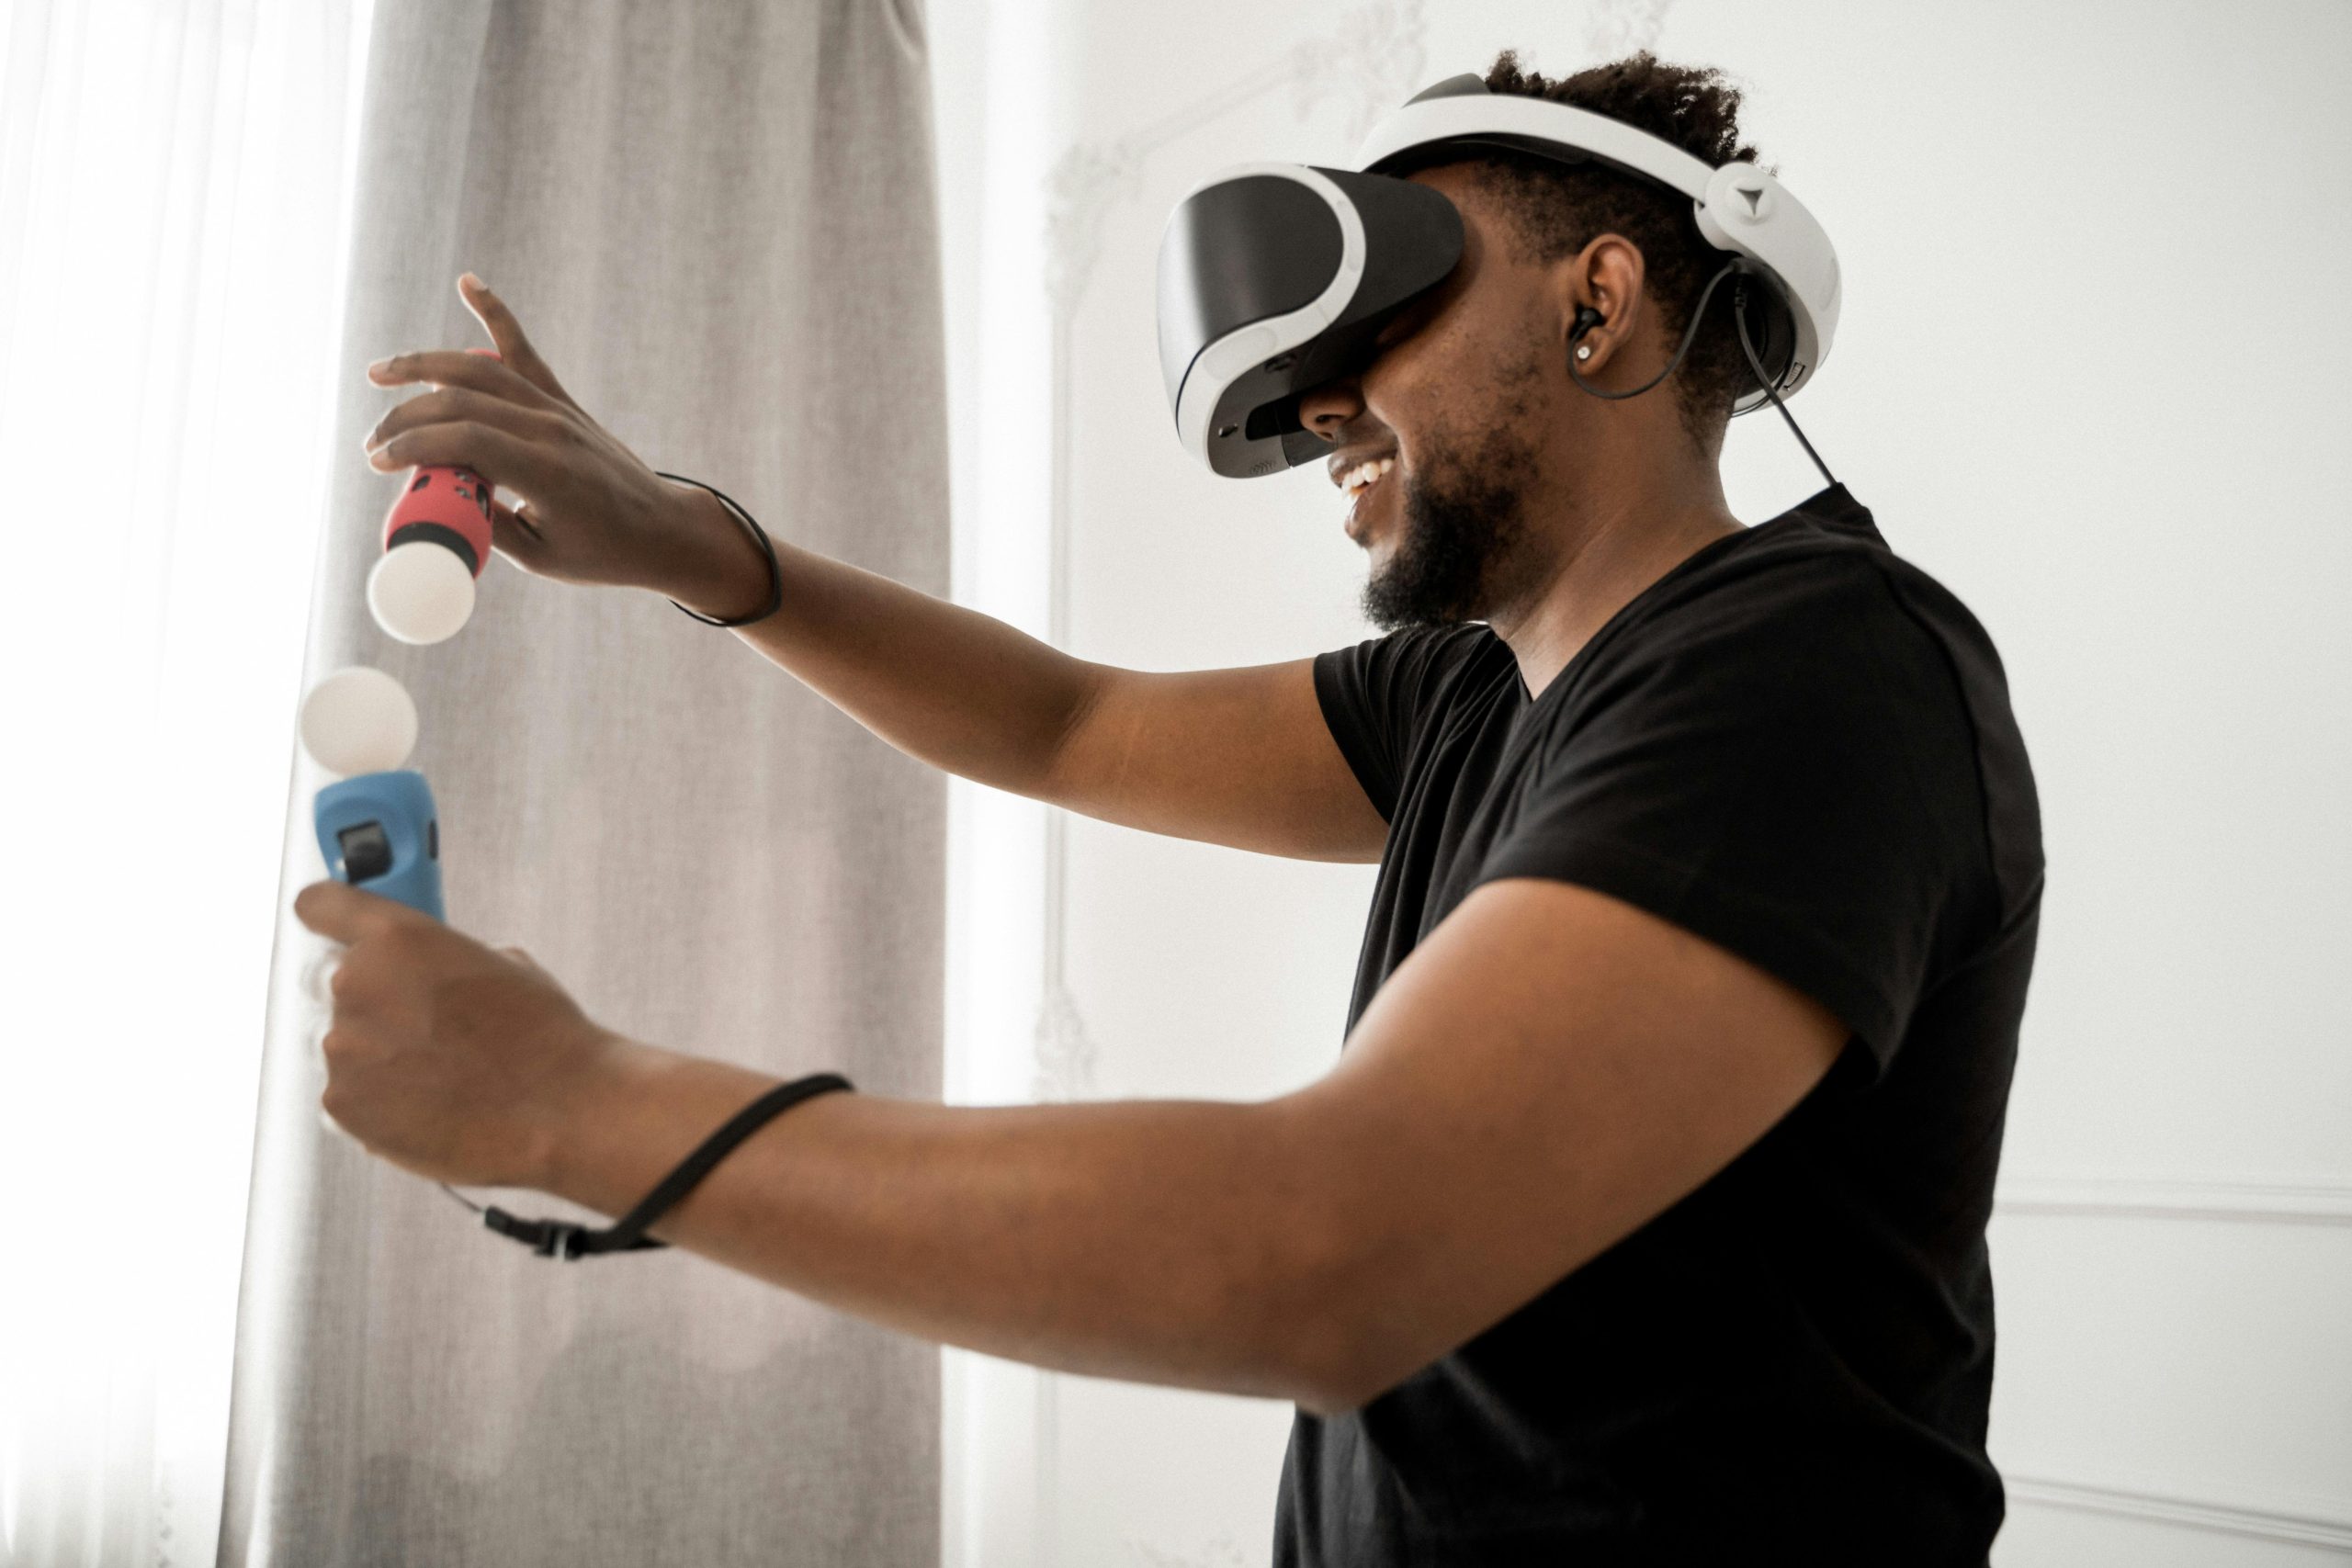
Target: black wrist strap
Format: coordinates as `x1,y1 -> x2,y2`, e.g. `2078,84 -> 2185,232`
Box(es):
656,471 -> 784,628
464,1071 -> 855,1261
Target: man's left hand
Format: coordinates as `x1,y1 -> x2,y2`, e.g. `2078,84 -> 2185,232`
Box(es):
292,881 -> 618,1189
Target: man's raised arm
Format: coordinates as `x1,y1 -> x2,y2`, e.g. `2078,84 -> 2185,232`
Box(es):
362,275 -> 1386,865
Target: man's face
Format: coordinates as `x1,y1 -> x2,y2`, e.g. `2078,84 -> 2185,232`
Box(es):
1310,164 -> 1569,631
1360,344 -> 1546,631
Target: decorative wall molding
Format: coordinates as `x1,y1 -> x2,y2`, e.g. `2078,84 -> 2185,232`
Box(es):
1582,0 -> 1675,60
1039,0 -> 1429,322
1125,1528 -> 1253,1568
1028,981 -> 1099,1104
2007,1471 -> 2352,1551
1994,1175 -> 2352,1226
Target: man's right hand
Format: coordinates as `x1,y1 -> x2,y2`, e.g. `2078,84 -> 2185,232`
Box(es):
361,274 -> 772,622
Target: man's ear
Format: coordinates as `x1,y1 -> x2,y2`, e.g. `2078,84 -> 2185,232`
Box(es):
1558,233 -> 1647,371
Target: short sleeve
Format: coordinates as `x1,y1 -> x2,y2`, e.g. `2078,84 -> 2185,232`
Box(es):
1313,625 -> 1500,822
1476,560 -> 1990,1073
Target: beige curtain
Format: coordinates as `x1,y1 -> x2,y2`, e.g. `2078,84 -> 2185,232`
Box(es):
219,2 -> 947,1562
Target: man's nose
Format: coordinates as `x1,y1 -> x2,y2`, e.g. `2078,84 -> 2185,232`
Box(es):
1297,377 -> 1364,444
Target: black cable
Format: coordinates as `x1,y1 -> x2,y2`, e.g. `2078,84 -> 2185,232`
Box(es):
655,471 -> 785,628
1728,276 -> 1838,491
1566,257 -> 1838,492
439,1071 -> 856,1261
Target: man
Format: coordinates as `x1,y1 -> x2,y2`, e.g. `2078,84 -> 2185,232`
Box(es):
300,49 -> 2041,1564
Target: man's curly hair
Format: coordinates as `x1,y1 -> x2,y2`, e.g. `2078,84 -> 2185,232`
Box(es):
1384,49 -> 1770,452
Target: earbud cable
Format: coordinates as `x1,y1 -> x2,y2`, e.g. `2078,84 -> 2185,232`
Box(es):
1568,257 -> 1838,491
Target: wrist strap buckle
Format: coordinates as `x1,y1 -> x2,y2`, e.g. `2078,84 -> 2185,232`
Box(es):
468,1071 -> 855,1262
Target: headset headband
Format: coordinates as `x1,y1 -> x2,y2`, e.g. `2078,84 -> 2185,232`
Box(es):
1353,73 -> 1842,413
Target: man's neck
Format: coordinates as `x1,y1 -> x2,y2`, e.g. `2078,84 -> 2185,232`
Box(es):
1490,475 -> 1742,701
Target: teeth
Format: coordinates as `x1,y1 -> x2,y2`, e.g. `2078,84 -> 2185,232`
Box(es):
1341,456 -> 1396,495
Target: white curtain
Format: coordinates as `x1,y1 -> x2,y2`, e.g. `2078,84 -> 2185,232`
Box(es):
6,0 -> 950,1562
0,1 -> 373,1564
212,2 -> 950,1564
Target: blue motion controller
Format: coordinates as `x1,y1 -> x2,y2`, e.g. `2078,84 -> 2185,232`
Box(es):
314,769 -> 445,920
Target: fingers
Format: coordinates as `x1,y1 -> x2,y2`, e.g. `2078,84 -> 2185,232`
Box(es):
295,879 -> 419,946
368,345 -> 561,412
458,274 -> 575,406
365,384 -> 568,458
368,418 -> 574,504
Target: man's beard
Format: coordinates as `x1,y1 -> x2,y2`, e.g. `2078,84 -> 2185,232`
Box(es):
1360,417 -> 1541,632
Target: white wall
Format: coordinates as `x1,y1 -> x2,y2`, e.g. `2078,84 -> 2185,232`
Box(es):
930,2 -> 2352,1563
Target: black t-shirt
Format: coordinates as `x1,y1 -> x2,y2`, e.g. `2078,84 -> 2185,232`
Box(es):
1273,484 -> 2042,1566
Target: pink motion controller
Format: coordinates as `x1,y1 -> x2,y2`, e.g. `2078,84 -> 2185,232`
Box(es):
367,347 -> 502,645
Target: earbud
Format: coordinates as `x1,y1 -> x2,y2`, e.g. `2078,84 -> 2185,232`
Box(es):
1570,305 -> 1604,365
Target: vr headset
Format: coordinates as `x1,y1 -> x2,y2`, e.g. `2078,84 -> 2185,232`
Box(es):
1158,73 -> 1844,479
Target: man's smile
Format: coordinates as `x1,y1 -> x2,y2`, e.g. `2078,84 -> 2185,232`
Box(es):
1341,454 -> 1397,542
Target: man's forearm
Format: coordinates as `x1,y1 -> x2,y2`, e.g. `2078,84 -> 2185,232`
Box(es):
668,487 -> 1098,801
536,1038 -> 1355,1408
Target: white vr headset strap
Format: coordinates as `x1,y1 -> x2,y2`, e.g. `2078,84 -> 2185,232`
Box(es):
1353,92 -> 1841,396
1691,162 -> 1841,361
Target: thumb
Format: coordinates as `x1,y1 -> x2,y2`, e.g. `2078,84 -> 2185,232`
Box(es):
295,879 -> 418,946
490,494 -> 548,563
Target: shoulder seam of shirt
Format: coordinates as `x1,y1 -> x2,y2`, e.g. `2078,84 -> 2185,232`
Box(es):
1850,554 -> 2007,924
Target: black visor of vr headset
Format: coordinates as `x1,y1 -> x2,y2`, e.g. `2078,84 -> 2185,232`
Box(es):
1157,73 -> 1844,479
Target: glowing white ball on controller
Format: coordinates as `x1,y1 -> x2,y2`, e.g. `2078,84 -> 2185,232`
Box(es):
299,666 -> 417,776
368,540 -> 477,645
